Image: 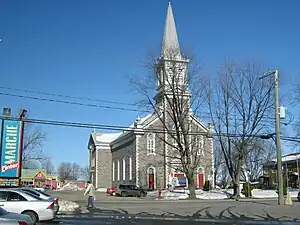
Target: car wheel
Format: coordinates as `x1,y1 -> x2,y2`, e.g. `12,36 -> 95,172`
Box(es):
121,191 -> 127,197
22,210 -> 38,225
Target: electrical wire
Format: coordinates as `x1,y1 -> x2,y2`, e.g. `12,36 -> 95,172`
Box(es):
0,92 -> 148,113
0,90 -> 282,125
1,115 -> 299,141
0,86 -> 137,107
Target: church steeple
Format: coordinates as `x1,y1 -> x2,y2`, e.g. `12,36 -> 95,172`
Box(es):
154,2 -> 190,108
161,2 -> 181,58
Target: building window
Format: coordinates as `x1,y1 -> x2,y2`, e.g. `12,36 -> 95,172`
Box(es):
112,161 -> 115,181
129,157 -> 132,180
197,135 -> 204,157
147,133 -> 155,155
122,158 -> 126,180
117,160 -> 120,181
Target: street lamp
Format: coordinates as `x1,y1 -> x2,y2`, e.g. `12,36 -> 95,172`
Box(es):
259,70 -> 284,205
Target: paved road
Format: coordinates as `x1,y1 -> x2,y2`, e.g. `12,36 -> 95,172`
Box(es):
74,199 -> 300,221
50,191 -> 300,222
42,216 -> 300,225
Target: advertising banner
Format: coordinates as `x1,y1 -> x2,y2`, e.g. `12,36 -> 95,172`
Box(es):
0,120 -> 23,178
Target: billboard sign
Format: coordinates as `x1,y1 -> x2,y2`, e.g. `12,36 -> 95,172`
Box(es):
0,120 -> 23,178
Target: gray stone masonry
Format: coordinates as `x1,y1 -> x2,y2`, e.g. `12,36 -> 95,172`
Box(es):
111,135 -> 136,187
97,148 -> 112,189
138,119 -> 165,189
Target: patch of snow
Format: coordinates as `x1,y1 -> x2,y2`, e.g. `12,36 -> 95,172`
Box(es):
251,189 -> 278,198
95,133 -> 122,143
163,191 -> 189,200
222,189 -> 246,198
58,200 -> 81,214
147,189 -> 232,200
96,188 -> 107,192
59,183 -> 84,191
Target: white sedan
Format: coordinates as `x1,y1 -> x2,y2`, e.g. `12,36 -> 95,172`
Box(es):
0,189 -> 57,224
0,207 -> 32,225
16,188 -> 59,213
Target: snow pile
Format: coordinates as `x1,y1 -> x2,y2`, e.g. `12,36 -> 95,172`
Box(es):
251,189 -> 278,198
196,189 -> 229,200
222,189 -> 246,198
59,183 -> 84,191
147,189 -> 231,200
163,191 -> 189,200
58,200 -> 81,214
96,188 -> 106,192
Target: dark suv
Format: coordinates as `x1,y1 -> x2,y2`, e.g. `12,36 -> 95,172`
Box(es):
116,184 -> 147,197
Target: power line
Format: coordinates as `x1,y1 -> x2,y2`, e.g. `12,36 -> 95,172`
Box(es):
0,86 -> 294,125
0,92 -> 148,113
1,115 -> 299,140
0,86 -> 137,107
0,91 -> 283,125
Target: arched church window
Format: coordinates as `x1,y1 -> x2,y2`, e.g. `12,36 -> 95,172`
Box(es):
147,133 -> 155,155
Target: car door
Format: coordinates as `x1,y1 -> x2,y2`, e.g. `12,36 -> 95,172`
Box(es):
1,191 -> 27,214
0,191 -> 9,211
130,186 -> 139,196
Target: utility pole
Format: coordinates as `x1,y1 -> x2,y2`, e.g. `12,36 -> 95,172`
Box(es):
274,70 -> 284,205
260,70 -> 284,205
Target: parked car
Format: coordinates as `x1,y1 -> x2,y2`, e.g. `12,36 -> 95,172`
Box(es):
32,187 -> 45,193
0,207 -> 32,225
0,189 -> 57,224
15,188 -> 59,213
22,186 -> 45,193
106,187 -> 117,196
116,185 -> 147,197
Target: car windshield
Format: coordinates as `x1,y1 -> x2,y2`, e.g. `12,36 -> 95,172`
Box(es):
23,191 -> 43,200
0,207 -> 8,216
34,189 -> 51,197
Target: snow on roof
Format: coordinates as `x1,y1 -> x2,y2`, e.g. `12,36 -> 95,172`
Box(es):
282,154 -> 300,162
270,153 -> 300,163
95,133 -> 122,143
128,113 -> 154,128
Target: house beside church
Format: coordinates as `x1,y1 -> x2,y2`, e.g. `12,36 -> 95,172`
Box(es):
87,2 -> 214,191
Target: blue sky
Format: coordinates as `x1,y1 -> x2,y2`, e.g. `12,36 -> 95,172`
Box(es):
0,0 -> 299,168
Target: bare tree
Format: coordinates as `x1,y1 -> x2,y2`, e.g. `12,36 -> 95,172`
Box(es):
41,157 -> 55,174
203,61 -> 274,198
57,162 -> 81,181
80,165 -> 90,180
131,48 -> 212,199
242,139 -> 276,181
214,143 -> 231,188
22,125 -> 46,163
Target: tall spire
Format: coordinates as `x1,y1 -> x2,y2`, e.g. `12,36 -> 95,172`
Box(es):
161,2 -> 181,58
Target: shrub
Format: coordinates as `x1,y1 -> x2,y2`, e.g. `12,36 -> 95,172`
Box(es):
203,180 -> 210,191
242,182 -> 253,197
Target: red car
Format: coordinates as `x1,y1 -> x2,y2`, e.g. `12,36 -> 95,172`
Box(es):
106,187 -> 117,196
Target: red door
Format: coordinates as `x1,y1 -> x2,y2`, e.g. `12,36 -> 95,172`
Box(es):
197,173 -> 204,188
148,174 -> 154,189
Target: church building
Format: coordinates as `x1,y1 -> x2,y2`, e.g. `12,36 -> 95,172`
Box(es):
87,2 -> 214,191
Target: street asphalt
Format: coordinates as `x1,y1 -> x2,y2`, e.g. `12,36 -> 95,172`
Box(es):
43,216 -> 300,225
47,191 -> 300,224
